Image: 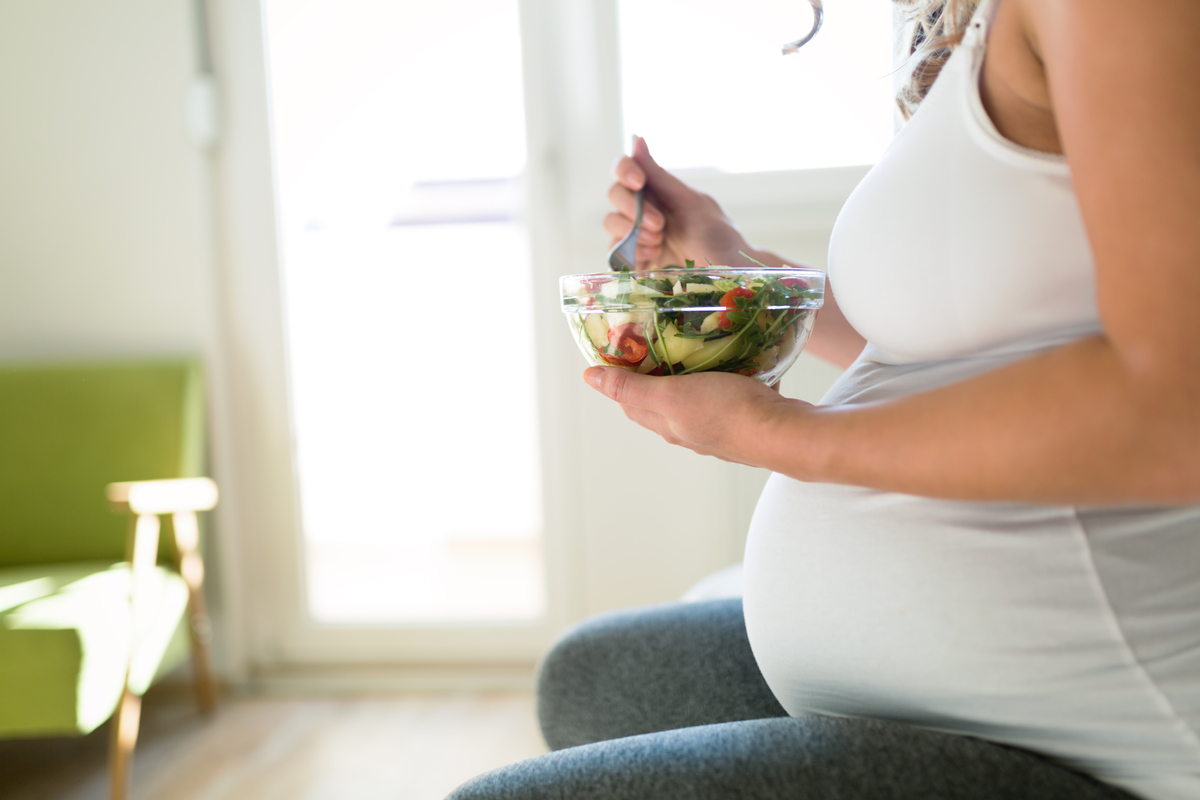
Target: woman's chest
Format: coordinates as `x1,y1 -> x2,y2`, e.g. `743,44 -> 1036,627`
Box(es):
827,37 -> 1098,364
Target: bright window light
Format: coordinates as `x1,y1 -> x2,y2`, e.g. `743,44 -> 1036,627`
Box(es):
263,0 -> 544,623
618,0 -> 895,172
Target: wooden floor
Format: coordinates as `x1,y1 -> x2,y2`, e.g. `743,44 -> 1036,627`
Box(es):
0,684 -> 548,800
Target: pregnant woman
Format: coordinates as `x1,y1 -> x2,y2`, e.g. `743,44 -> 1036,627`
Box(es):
450,0 -> 1200,798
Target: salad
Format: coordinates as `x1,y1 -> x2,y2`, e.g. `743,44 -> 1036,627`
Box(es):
560,261 -> 825,385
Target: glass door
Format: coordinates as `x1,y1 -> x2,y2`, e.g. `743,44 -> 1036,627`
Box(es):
263,0 -> 545,625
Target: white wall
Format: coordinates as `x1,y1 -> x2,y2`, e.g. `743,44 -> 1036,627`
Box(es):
0,0 -> 216,362
0,0 -> 252,672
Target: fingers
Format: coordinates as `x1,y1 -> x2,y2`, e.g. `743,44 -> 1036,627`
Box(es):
589,372 -> 744,460
603,213 -> 663,248
604,139 -> 684,263
614,137 -> 697,210
605,183 -> 665,232
611,154 -> 645,191
632,136 -> 695,207
585,370 -> 681,442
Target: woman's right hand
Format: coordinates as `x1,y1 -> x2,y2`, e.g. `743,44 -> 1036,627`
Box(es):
605,137 -> 751,269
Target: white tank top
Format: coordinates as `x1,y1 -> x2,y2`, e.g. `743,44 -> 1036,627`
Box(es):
830,1 -> 1101,365
742,2 -> 1200,798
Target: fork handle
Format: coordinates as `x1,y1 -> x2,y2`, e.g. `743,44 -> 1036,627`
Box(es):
631,134 -> 644,230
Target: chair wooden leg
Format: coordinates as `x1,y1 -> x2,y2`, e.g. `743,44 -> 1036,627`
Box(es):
110,512 -> 157,799
172,511 -> 218,713
108,686 -> 141,800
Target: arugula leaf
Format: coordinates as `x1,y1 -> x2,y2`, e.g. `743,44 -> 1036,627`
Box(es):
738,250 -> 772,269
651,306 -> 674,374
614,267 -> 633,307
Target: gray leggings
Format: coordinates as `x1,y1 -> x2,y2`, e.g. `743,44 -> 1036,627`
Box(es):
447,599 -> 1137,800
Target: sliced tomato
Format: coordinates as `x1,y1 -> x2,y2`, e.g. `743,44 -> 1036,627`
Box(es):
600,323 -> 649,366
580,276 -> 611,293
717,286 -> 756,330
778,277 -> 810,306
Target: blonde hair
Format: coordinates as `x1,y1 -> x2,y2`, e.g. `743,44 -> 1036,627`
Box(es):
894,0 -> 983,119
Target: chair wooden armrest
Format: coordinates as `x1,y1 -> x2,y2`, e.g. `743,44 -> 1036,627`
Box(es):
106,477 -> 218,515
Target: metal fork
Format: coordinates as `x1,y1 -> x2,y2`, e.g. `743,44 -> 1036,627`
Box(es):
607,135 -> 644,272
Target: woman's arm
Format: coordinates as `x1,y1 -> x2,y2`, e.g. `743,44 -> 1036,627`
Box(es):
588,0 -> 1200,505
604,140 -> 867,369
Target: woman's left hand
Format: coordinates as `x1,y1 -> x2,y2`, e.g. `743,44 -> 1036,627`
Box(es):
583,366 -> 808,467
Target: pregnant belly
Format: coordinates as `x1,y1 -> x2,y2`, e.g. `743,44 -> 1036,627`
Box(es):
741,474 -> 1188,770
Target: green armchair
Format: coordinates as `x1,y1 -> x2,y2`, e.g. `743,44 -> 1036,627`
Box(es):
0,360 -> 218,799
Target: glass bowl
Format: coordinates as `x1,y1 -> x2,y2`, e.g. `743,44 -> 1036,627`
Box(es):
560,267 -> 825,385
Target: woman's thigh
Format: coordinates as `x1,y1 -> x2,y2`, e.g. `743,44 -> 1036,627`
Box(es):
535,598 -> 787,750
448,716 -> 1137,800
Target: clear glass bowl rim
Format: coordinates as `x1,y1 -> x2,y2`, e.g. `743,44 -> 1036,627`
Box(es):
559,266 -> 826,283
560,266 -> 825,311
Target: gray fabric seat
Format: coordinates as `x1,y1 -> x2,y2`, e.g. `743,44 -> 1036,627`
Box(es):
447,600 -> 1140,800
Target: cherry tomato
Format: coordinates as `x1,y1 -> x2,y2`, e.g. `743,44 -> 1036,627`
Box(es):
600,323 -> 649,366
717,286 -> 756,330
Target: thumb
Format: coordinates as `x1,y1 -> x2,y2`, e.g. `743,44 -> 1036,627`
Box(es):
584,366 -> 658,409
632,137 -> 694,207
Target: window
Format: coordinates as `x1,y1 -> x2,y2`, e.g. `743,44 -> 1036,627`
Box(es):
263,0 -> 545,624
617,0 -> 894,172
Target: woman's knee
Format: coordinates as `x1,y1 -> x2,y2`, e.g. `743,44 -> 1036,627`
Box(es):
535,599 -> 781,750
535,606 -> 644,749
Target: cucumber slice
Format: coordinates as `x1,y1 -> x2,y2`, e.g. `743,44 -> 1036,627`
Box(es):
583,314 -> 610,349
652,323 -> 705,363
680,334 -> 745,370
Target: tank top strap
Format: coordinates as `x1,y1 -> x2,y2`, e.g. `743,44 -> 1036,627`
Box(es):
955,0 -> 1069,171
962,0 -> 1000,48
